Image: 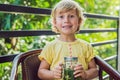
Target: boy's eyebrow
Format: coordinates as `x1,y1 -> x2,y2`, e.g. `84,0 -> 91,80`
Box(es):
58,10 -> 76,14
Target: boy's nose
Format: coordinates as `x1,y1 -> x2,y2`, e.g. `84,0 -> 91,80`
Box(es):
64,16 -> 69,23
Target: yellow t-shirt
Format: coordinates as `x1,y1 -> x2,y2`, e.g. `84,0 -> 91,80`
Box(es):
38,39 -> 95,79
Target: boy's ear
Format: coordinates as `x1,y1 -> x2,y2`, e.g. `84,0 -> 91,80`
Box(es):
52,19 -> 56,27
77,18 -> 82,32
78,18 -> 82,25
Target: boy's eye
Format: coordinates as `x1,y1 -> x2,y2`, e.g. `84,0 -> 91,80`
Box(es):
69,15 -> 75,18
59,16 -> 63,18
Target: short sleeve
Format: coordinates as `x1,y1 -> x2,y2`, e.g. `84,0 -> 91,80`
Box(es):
85,44 -> 95,63
38,44 -> 53,65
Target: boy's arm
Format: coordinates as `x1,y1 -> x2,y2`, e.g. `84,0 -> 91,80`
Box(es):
38,59 -> 54,80
84,58 -> 98,79
38,59 -> 62,80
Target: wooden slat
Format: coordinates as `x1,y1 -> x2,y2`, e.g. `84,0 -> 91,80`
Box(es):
0,54 -> 17,63
84,13 -> 119,20
0,29 -> 117,38
117,20 -> 120,72
0,30 -> 55,38
91,39 -> 117,47
104,55 -> 117,62
95,56 -> 120,79
0,4 -> 119,20
0,4 -> 51,15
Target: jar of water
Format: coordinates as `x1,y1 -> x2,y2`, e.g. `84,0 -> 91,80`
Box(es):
63,57 -> 81,80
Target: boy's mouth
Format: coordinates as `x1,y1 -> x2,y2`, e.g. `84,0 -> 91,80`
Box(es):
62,26 -> 72,29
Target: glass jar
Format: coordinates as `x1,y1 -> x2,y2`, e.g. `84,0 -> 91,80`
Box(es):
62,57 -> 81,80
64,57 -> 78,69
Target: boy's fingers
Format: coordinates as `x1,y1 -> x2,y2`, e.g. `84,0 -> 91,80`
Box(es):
59,62 -> 63,66
76,63 -> 82,66
74,64 -> 83,70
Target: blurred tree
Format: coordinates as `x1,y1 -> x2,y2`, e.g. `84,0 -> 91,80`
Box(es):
0,0 -> 119,79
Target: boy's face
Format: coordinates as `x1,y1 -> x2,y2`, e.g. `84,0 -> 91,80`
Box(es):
53,9 -> 80,35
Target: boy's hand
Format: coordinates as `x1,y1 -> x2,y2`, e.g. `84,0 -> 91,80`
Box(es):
52,63 -> 63,79
74,64 -> 87,79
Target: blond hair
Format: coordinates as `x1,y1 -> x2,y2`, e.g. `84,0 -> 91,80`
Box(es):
51,0 -> 85,33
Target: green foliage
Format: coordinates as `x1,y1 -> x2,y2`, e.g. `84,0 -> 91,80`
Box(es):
0,0 -> 119,80
0,62 -> 12,80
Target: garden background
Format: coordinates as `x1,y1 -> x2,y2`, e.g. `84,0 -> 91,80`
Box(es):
0,0 -> 119,80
